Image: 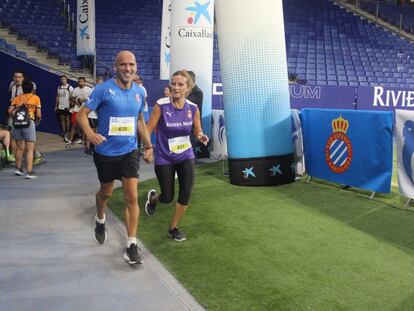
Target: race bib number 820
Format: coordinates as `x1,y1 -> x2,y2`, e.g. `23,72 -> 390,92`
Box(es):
108,117 -> 135,136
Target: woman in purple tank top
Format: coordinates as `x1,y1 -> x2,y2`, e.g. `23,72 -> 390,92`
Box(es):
144,70 -> 209,241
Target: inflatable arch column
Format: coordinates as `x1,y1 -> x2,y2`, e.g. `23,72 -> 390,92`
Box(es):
215,0 -> 294,186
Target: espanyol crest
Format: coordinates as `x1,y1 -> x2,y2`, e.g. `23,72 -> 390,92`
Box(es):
325,115 -> 352,173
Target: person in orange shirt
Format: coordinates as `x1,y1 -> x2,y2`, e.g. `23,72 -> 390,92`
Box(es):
8,80 -> 41,179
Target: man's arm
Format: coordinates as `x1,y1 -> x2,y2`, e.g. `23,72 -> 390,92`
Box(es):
77,106 -> 106,145
55,94 -> 59,111
146,104 -> 161,135
8,81 -> 14,93
137,112 -> 153,162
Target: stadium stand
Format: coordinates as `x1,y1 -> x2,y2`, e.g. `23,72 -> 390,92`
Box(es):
284,0 -> 414,87
359,1 -> 414,34
0,0 -> 76,66
1,0 -> 414,86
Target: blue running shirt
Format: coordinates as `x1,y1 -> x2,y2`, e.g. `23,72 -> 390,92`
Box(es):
85,79 -> 144,156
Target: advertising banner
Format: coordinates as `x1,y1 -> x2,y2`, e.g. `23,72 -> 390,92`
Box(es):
395,109 -> 414,199
301,108 -> 393,193
170,0 -> 215,136
160,0 -> 171,79
76,0 -> 96,56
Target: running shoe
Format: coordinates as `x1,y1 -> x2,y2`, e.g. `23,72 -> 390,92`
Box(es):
14,168 -> 24,176
32,156 -> 45,166
123,243 -> 143,264
94,221 -> 107,244
75,139 -> 83,144
6,154 -> 15,162
65,141 -> 73,148
144,189 -> 157,216
64,133 -> 71,143
168,227 -> 187,242
25,171 -> 37,179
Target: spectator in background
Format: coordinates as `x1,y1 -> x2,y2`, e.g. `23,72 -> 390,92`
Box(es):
164,85 -> 172,97
55,75 -> 73,139
8,70 -> 43,165
66,77 -> 92,147
8,80 -> 41,179
8,70 -> 37,103
0,128 -> 15,162
83,76 -> 103,155
186,71 -> 204,157
186,71 -> 203,117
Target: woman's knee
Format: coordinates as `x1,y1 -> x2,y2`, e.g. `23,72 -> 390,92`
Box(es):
159,192 -> 174,204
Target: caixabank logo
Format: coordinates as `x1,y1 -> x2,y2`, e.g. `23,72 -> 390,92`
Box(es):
178,1 -> 213,39
325,115 -> 353,173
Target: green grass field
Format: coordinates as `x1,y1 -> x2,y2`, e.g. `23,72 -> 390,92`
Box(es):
110,161 -> 414,311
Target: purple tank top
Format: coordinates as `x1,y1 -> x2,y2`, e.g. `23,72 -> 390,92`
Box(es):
154,97 -> 198,165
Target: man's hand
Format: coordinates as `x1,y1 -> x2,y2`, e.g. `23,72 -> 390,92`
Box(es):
87,132 -> 107,145
143,147 -> 153,163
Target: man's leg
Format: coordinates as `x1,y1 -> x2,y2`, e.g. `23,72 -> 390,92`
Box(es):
65,115 -> 71,133
96,181 -> 114,219
121,177 -> 142,264
122,177 -> 139,238
59,113 -> 66,136
68,123 -> 77,144
94,181 -> 114,244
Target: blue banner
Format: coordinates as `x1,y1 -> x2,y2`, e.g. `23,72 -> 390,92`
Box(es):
300,108 -> 393,193
211,84 -> 357,111
290,85 -> 356,110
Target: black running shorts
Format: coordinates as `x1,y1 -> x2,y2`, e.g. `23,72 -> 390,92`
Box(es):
57,108 -> 70,117
93,149 -> 140,183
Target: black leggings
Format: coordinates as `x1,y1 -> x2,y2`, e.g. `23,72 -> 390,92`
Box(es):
154,159 -> 195,205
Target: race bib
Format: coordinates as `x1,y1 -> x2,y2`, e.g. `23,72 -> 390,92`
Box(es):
168,135 -> 191,154
108,117 -> 135,136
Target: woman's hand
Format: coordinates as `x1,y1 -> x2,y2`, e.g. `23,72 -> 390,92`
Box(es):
197,133 -> 209,146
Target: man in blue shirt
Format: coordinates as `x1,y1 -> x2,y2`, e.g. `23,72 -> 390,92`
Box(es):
77,50 -> 153,265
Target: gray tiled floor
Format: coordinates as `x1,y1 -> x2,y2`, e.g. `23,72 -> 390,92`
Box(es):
0,148 -> 204,311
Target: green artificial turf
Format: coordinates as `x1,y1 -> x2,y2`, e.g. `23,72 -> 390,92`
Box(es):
110,161 -> 414,311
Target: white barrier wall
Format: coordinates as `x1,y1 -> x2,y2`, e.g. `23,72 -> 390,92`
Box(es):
160,0 -> 171,79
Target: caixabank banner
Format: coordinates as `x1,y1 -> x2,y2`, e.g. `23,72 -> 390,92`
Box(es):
301,108 -> 393,193
170,0 -> 214,136
76,0 -> 95,56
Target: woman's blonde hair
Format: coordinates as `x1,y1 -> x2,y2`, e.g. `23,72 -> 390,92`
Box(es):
172,70 -> 194,96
